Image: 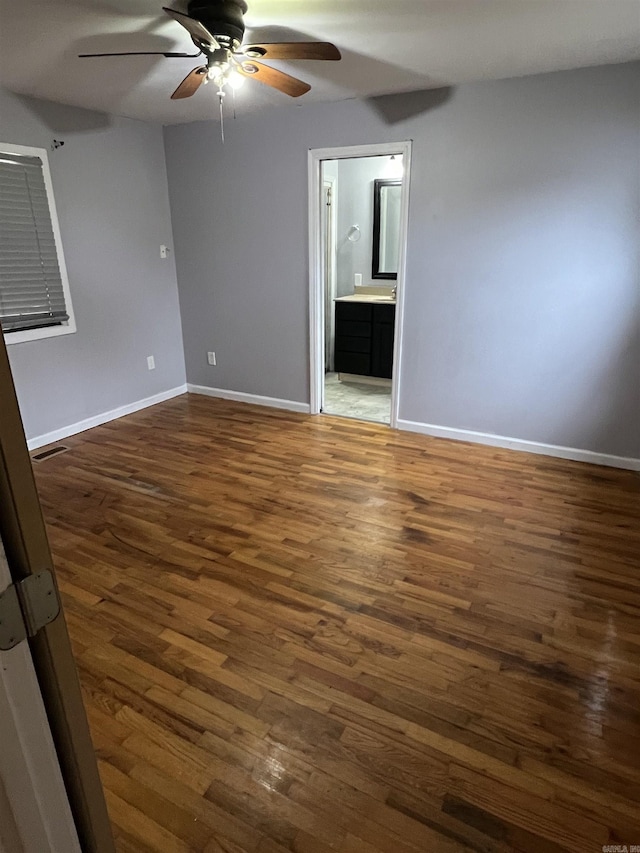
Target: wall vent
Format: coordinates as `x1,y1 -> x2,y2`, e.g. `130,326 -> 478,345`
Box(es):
32,445 -> 69,462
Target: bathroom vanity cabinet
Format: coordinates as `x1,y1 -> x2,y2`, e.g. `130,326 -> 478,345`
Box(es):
334,299 -> 395,379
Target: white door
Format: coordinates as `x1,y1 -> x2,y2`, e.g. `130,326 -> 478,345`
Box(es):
0,534 -> 81,853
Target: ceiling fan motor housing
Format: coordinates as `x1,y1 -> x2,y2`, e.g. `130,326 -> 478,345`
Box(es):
187,0 -> 248,49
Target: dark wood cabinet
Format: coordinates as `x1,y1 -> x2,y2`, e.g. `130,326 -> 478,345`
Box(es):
371,304 -> 395,378
334,300 -> 395,378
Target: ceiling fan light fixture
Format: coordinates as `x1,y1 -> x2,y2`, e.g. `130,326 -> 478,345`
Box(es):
81,3 -> 341,104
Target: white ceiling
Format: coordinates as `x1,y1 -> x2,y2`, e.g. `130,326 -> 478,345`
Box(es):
1,0 -> 639,124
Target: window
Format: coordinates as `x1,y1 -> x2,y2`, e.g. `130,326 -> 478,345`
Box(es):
0,143 -> 75,344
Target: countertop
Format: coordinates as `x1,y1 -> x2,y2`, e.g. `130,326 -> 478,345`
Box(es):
334,294 -> 396,305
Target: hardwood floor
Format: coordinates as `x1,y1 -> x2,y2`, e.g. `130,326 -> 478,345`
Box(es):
32,394 -> 640,853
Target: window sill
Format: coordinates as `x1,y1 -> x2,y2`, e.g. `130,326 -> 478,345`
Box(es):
4,320 -> 77,346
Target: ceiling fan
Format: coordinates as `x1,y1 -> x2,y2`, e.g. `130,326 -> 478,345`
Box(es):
79,0 -> 341,104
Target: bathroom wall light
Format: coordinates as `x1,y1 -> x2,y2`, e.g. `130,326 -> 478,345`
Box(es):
385,154 -> 404,179
347,225 -> 361,242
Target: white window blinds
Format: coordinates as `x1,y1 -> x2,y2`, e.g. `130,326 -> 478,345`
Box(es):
0,151 -> 69,332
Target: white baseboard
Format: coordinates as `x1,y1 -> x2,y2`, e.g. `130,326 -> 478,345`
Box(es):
187,383 -> 310,414
27,384 -> 188,451
397,419 -> 640,471
26,382 -> 637,471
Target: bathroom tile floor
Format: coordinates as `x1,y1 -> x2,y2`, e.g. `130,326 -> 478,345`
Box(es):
322,372 -> 391,424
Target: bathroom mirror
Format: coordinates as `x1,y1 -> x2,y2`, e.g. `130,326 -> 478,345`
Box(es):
372,179 -> 402,280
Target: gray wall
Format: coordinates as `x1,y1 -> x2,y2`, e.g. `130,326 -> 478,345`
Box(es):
1,87 -> 186,441
332,155 -> 400,296
165,62 -> 639,459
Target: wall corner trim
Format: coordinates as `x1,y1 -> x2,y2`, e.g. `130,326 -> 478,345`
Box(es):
396,419 -> 640,471
187,383 -> 310,414
26,385 -> 188,450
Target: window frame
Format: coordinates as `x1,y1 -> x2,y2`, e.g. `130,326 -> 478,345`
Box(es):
0,142 -> 76,346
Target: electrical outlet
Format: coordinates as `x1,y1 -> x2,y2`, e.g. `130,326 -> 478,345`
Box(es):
147,355 -> 155,370
160,245 -> 168,259
354,273 -> 362,286
207,351 -> 216,366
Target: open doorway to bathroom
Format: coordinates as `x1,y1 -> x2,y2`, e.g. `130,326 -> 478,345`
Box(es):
308,142 -> 412,427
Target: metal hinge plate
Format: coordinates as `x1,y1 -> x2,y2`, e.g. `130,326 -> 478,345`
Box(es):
0,571 -> 60,651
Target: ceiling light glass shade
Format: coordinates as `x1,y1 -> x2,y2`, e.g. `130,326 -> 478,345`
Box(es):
208,67 -> 224,85
228,69 -> 245,89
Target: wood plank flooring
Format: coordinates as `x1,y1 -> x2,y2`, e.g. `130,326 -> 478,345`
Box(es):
32,394 -> 640,853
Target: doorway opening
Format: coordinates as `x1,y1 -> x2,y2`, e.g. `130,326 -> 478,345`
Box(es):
308,142 -> 412,427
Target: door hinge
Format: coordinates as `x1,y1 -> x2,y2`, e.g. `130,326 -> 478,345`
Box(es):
0,571 -> 60,651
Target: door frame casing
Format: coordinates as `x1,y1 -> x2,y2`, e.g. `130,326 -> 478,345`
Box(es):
307,140 -> 412,427
322,174 -> 337,381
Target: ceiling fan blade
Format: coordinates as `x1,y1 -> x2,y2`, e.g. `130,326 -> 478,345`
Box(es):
241,42 -> 341,61
171,65 -> 208,99
237,60 -> 310,97
163,7 -> 219,50
79,51 -> 201,58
